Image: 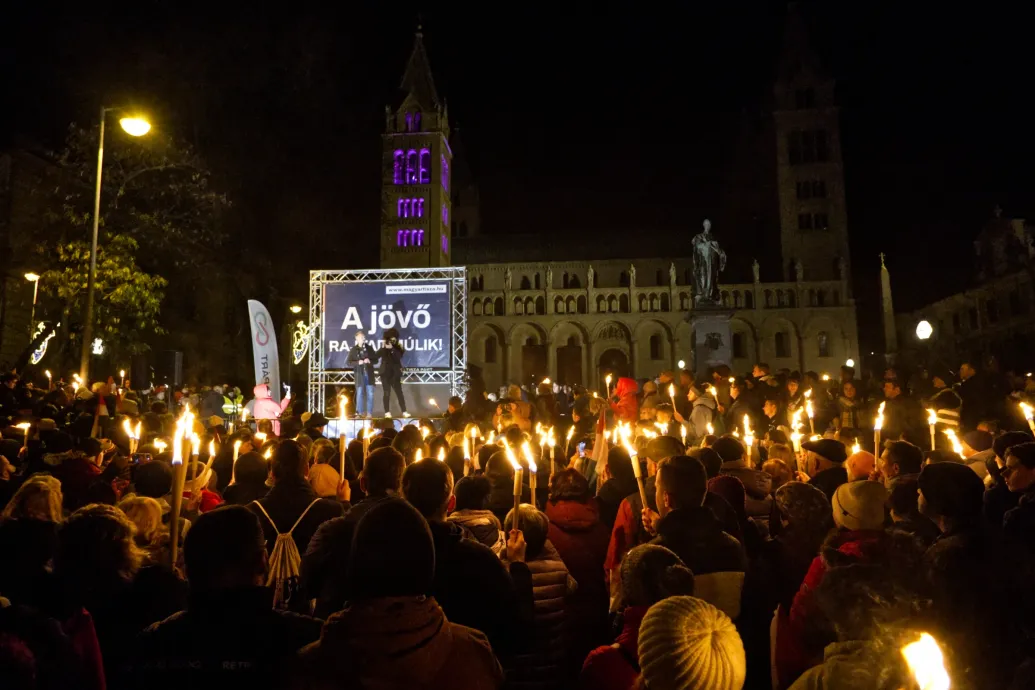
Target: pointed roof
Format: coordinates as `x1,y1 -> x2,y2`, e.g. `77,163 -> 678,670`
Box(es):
776,2 -> 828,84
399,26 -> 441,111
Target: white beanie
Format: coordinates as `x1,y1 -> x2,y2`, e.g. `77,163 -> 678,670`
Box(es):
831,480 -> 887,531
638,596 -> 746,690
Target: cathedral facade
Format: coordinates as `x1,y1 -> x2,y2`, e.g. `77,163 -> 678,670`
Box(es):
381,11 -> 861,392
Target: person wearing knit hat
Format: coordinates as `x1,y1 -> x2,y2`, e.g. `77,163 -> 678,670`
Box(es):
831,480 -> 887,531
308,462 -> 342,499
918,460 -> 985,531
637,595 -> 746,690
774,481 -> 832,530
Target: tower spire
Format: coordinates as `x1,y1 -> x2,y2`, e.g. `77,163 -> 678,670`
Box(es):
880,253 -> 898,354
400,24 -> 441,112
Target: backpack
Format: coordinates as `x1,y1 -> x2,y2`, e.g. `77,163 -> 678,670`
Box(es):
251,498 -> 321,609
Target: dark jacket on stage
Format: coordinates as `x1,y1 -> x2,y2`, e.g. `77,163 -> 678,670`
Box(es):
377,342 -> 404,381
347,343 -> 377,386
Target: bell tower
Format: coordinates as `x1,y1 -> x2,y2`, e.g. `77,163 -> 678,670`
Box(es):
380,27 -> 453,269
773,3 -> 852,283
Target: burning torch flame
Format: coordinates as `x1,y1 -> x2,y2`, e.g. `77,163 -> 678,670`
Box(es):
1021,402 -> 1034,422
706,422 -> 714,435
874,401 -> 886,432
944,429 -> 965,459
521,441 -> 537,474
927,408 -> 938,426
901,632 -> 950,690
437,446 -> 446,461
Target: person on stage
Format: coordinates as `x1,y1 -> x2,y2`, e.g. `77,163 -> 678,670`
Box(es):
377,328 -> 408,418
348,331 -> 377,419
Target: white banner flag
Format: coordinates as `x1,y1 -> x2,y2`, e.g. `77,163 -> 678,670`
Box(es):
247,299 -> 282,403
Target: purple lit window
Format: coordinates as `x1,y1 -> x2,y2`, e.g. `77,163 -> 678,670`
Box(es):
413,111 -> 421,131
441,234 -> 448,254
406,150 -> 418,183
393,150 -> 404,184
396,198 -> 425,218
415,198 -> 424,218
405,113 -> 412,131
441,204 -> 448,225
397,199 -> 406,217
416,229 -> 425,246
419,149 -> 430,184
441,155 -> 449,191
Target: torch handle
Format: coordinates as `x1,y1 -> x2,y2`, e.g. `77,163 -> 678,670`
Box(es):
339,434 -> 347,477
168,460 -> 188,569
636,476 -> 650,517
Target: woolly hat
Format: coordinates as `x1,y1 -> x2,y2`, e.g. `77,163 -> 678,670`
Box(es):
638,596 -> 746,690
308,463 -> 341,498
619,544 -> 695,608
831,480 -> 887,531
993,431 -> 1033,461
961,430 -> 993,453
711,436 -> 745,464
775,481 -> 832,528
918,461 -> 984,522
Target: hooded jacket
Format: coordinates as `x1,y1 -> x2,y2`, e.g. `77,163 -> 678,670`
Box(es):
250,384 -> 290,435
610,378 -> 639,424
689,394 -> 717,441
295,596 -> 503,690
446,509 -> 506,556
579,605 -> 647,690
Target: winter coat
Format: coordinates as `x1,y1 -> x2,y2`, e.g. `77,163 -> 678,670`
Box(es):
223,480 -> 270,506
347,343 -> 378,386
248,477 -> 345,560
610,378 -> 639,425
508,541 -> 577,690
447,509 -> 506,556
250,384 -> 290,435
0,518 -> 60,611
596,476 -> 638,532
294,596 -> 504,690
719,460 -> 774,515
199,389 -> 224,420
377,341 -> 405,381
0,602 -> 100,690
120,586 -> 322,690
651,506 -> 747,619
579,605 -> 646,690
808,465 -> 847,501
1003,486 -> 1035,555
776,529 -> 886,687
546,499 -> 611,662
689,395 -> 717,441
427,520 -> 534,665
787,640 -> 888,690
835,395 -> 866,432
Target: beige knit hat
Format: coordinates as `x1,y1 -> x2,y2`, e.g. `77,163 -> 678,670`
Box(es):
831,480 -> 887,531
308,462 -> 341,498
638,596 -> 746,690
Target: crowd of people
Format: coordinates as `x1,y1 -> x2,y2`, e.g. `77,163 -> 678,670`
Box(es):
0,357 -> 1034,689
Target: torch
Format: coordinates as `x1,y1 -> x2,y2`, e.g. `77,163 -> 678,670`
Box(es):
231,439 -> 242,484
621,432 -> 650,515
680,424 -> 687,448
15,422 -> 30,450
742,414 -> 755,464
437,446 -> 446,462
522,441 -> 538,509
604,373 -> 613,398
804,389 -> 815,435
362,426 -> 371,466
45,370 -> 52,391
944,429 -> 965,460
168,405 -> 192,568
565,425 -> 575,462
874,401 -> 886,455
668,383 -> 676,410
505,444 -> 523,531
547,428 -> 556,479
463,437 -> 471,476
927,408 -> 938,450
1021,402 -> 1035,436
901,632 -> 950,690
122,418 -> 138,455
339,395 -> 348,478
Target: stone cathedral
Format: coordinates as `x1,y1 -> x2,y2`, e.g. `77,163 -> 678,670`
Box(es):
380,12 -> 860,392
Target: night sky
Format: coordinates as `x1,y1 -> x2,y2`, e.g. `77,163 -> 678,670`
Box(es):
3,2 -> 1034,350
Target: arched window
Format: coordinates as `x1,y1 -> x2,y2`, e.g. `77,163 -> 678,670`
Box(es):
441,155 -> 449,191
649,294 -> 659,311
406,150 -> 418,183
483,298 -> 493,315
494,297 -> 504,315
775,332 -> 789,358
393,150 -> 404,184
569,275 -> 581,289
656,269 -> 663,285
412,111 -> 421,131
832,290 -> 841,307
660,293 -> 670,311
484,336 -> 497,363
733,332 -> 746,359
534,273 -> 541,290
619,294 -> 630,313
818,331 -> 830,357
577,295 -> 588,313
472,300 -> 482,316
788,290 -> 797,308
525,297 -> 534,314
619,271 -> 630,287
649,334 -> 663,360
418,149 -> 431,184
764,290 -> 773,308
608,295 -> 618,312
514,298 -> 524,315
562,272 -> 569,289
520,276 -> 531,290
405,113 -> 413,132
525,336 -> 537,346
746,292 -> 755,309
596,295 -> 606,312
555,297 -> 565,313
638,295 -> 647,311
567,335 -> 578,347
535,296 -> 545,314
817,290 -> 827,307
721,291 -> 731,307
566,297 -> 575,312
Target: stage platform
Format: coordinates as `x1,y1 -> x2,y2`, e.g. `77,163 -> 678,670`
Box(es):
327,417 -> 431,438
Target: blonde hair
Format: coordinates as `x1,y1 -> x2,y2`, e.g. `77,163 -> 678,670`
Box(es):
767,443 -> 796,465
117,494 -> 166,549
2,473 -> 63,522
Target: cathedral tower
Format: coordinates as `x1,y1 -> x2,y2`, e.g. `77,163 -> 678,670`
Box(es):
773,4 -> 852,283
380,28 -> 453,268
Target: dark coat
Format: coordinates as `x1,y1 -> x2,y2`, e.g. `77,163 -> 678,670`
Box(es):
347,343 -> 377,386
1002,487 -> 1035,554
376,342 -> 404,380
809,465 -> 848,501
651,506 -> 747,619
118,586 -> 322,690
596,477 -> 638,532
545,499 -> 611,663
247,478 -> 345,558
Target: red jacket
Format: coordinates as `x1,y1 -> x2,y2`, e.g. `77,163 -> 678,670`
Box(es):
579,606 -> 647,690
610,378 -> 639,424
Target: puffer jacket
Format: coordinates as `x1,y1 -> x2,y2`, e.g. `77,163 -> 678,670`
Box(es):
447,509 -> 506,556
508,541 -> 577,690
719,459 -> 773,518
250,384 -> 290,435
294,596 -> 503,690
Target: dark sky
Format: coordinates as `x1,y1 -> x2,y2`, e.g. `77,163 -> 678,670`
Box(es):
3,1 -> 1034,347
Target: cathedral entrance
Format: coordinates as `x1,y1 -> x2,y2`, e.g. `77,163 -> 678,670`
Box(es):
598,348 -> 630,381
521,337 -> 547,386
556,336 -> 583,386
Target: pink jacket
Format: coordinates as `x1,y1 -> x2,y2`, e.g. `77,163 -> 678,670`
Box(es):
250,384 -> 290,435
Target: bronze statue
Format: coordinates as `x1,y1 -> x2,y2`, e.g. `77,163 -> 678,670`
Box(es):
691,219 -> 726,305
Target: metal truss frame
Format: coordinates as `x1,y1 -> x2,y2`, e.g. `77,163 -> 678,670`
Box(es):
307,266 -> 467,415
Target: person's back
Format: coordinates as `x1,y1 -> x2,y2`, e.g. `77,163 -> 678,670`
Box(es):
120,506 -> 322,690
295,499 -> 504,690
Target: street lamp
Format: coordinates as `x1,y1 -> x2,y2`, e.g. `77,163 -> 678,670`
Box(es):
916,320 -> 933,341
24,272 -> 40,336
80,108 -> 152,384
290,304 -> 303,314
845,358 -> 855,368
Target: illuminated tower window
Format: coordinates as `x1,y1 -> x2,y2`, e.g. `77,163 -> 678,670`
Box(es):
419,148 -> 431,184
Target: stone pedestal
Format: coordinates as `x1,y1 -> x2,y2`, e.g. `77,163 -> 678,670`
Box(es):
690,306 -> 734,380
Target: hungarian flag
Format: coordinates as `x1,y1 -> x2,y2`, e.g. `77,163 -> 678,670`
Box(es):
592,411 -> 609,489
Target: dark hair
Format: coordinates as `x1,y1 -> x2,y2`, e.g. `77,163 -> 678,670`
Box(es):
606,446 -> 636,485
445,446 -> 465,483
755,362 -> 770,374
392,425 -> 424,464
687,447 -> 722,478
184,505 -> 266,589
314,444 -> 337,466
888,476 -> 921,518
402,458 -> 454,519
1007,441 -> 1035,470
478,443 -> 500,472
78,437 -> 102,457
448,396 -> 463,408
150,401 -> 168,415
271,440 -> 306,482
453,475 -> 491,511
363,447 -> 406,495
347,498 -> 434,600
485,450 -> 513,477
886,440 -> 924,476
657,455 -> 708,510
134,461 -> 174,498
993,431 -> 1033,462
766,429 -> 789,445
234,451 -> 269,485
507,504 -> 549,558
549,468 -> 591,503
368,436 -> 393,453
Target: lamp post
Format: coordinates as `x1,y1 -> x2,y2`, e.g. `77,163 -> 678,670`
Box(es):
286,304 -> 303,390
79,108 -> 151,384
24,272 -> 39,336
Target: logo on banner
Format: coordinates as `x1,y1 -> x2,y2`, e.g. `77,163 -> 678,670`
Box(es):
254,312 -> 270,345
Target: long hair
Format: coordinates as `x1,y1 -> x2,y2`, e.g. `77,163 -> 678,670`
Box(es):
2,473 -> 63,522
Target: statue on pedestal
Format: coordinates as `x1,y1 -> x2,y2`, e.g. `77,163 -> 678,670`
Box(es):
587,264 -> 595,288
691,219 -> 726,305
505,268 -> 512,292
752,259 -> 760,283
669,262 -> 677,288
546,266 -> 553,290
629,263 -> 636,288
794,260 -> 804,282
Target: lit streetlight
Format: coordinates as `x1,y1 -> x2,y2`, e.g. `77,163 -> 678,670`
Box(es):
845,358 -> 855,368
80,108 -> 152,384
290,304 -> 303,314
24,272 -> 40,336
916,320 -> 933,341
